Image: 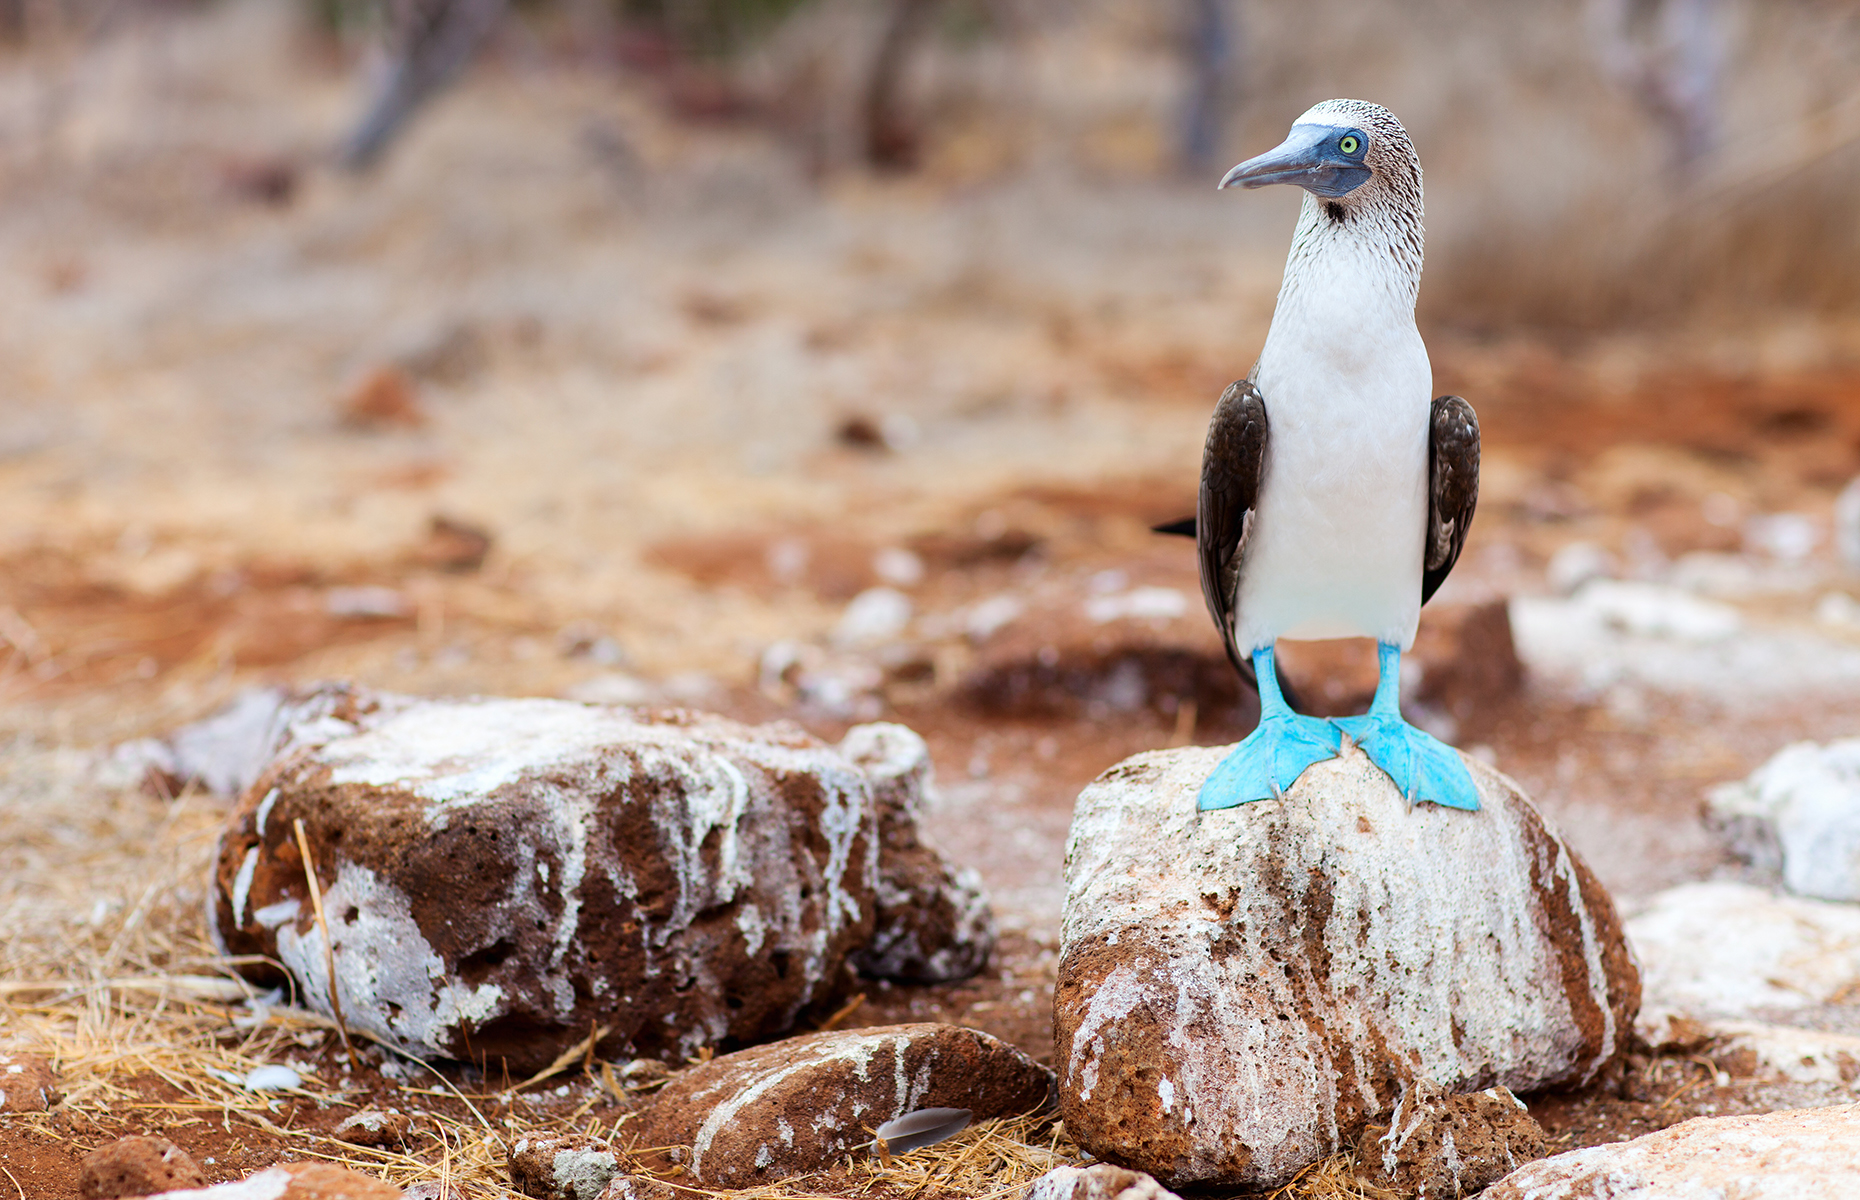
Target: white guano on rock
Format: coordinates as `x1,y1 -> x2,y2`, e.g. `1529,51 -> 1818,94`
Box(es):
1054,742 -> 1639,1188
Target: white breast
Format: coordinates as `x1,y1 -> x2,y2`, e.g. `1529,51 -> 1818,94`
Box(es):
1232,226 -> 1432,651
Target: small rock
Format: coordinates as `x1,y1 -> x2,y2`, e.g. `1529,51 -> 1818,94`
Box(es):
1573,579 -> 1741,642
507,1134 -> 618,1200
636,1023 -> 1054,1187
833,586 -> 913,648
1485,1102 -> 1860,1199
1702,1020 -> 1860,1085
80,1135 -> 207,1198
210,688 -> 988,1070
840,724 -> 995,982
1705,739 -> 1860,900
401,1185 -> 464,1200
0,1051 -> 58,1113
414,515 -> 492,573
339,367 -> 426,430
335,1109 -> 411,1147
1546,541 -> 1616,594
1626,881 -> 1860,1040
1836,476 -> 1860,572
1054,744 -> 1638,1188
1354,1084 -> 1547,1198
596,1177 -> 678,1200
243,1065 -> 301,1091
1025,1164 -> 1182,1200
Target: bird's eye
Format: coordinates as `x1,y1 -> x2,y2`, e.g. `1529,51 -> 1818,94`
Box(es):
1338,134 -> 1362,155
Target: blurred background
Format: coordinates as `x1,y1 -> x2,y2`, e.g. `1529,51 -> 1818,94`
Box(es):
4,0 -> 1860,941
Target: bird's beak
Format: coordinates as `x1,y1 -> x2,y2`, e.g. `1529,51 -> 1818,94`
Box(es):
1219,123 -> 1371,198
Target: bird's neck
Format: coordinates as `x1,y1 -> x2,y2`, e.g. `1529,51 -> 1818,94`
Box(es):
1276,191 -> 1425,318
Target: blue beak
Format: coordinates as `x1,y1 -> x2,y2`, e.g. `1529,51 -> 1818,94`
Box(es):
1219,124 -> 1371,198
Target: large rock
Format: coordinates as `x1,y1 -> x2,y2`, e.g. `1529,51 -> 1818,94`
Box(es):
1627,881 -> 1860,1043
841,724 -> 996,982
1485,1103 -> 1860,1199
1054,743 -> 1638,1188
1706,740 -> 1860,901
635,1023 -> 1053,1187
209,686 -> 991,1070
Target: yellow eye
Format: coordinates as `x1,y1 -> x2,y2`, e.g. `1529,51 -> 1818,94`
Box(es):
1339,135 -> 1361,155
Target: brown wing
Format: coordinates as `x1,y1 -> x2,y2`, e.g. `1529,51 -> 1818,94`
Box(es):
1423,394 -> 1480,606
1198,380 -> 1270,679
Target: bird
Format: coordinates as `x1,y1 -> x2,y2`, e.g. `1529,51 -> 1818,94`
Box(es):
1181,98 -> 1481,813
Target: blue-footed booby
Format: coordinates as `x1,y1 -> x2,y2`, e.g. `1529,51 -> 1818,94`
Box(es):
1190,99 -> 1481,812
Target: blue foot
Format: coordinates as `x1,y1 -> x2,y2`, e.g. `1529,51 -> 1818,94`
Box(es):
1198,645 -> 1341,810
1332,642 -> 1481,811
1333,710 -> 1481,810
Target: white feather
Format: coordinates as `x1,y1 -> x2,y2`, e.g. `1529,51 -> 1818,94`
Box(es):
1234,186 -> 1430,651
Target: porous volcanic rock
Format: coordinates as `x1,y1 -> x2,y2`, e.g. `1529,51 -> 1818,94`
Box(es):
1353,1085 -> 1547,1198
0,1050 -> 58,1113
1054,743 -> 1638,1188
209,687 -> 992,1070
80,1135 -> 208,1197
507,1134 -> 619,1200
1485,1102 -> 1860,1199
1024,1164 -> 1182,1200
636,1023 -> 1054,1187
841,723 -> 996,982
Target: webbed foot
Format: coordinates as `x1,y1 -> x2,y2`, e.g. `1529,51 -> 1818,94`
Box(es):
1197,708 -> 1341,810
1333,710 -> 1481,811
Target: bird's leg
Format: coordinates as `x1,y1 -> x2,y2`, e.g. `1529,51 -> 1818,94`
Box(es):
1197,644 -> 1342,810
1332,642 -> 1481,811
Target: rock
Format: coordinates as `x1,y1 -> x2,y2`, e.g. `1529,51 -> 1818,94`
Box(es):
0,1050 -> 58,1113
1054,743 -> 1638,1188
80,1136 -> 207,1197
507,1134 -> 618,1200
1836,476 -> 1860,572
636,1023 -> 1054,1187
140,1163 -> 402,1199
1408,598 -> 1526,724
839,724 -> 995,982
1626,881 -> 1860,1042
1706,740 -> 1860,900
1701,1021 -> 1860,1085
334,1108 -> 411,1147
1485,1102 -> 1860,1199
209,687 -> 991,1070
1353,1085 -> 1547,1199
595,1177 -> 678,1200
1024,1164 -> 1181,1200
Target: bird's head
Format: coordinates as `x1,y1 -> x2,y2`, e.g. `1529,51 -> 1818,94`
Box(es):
1218,99 -> 1419,213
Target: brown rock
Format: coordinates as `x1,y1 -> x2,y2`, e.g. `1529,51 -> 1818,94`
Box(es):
334,1108 -> 410,1147
1485,1102 -> 1860,1199
1354,1085 -> 1547,1199
1055,744 -> 1639,1188
840,724 -> 994,982
339,367 -> 426,430
0,1051 -> 58,1113
208,687 -> 989,1072
1025,1163 -> 1182,1200
80,1136 -> 207,1197
636,1023 -> 1054,1187
507,1134 -> 619,1200
413,515 -> 491,573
